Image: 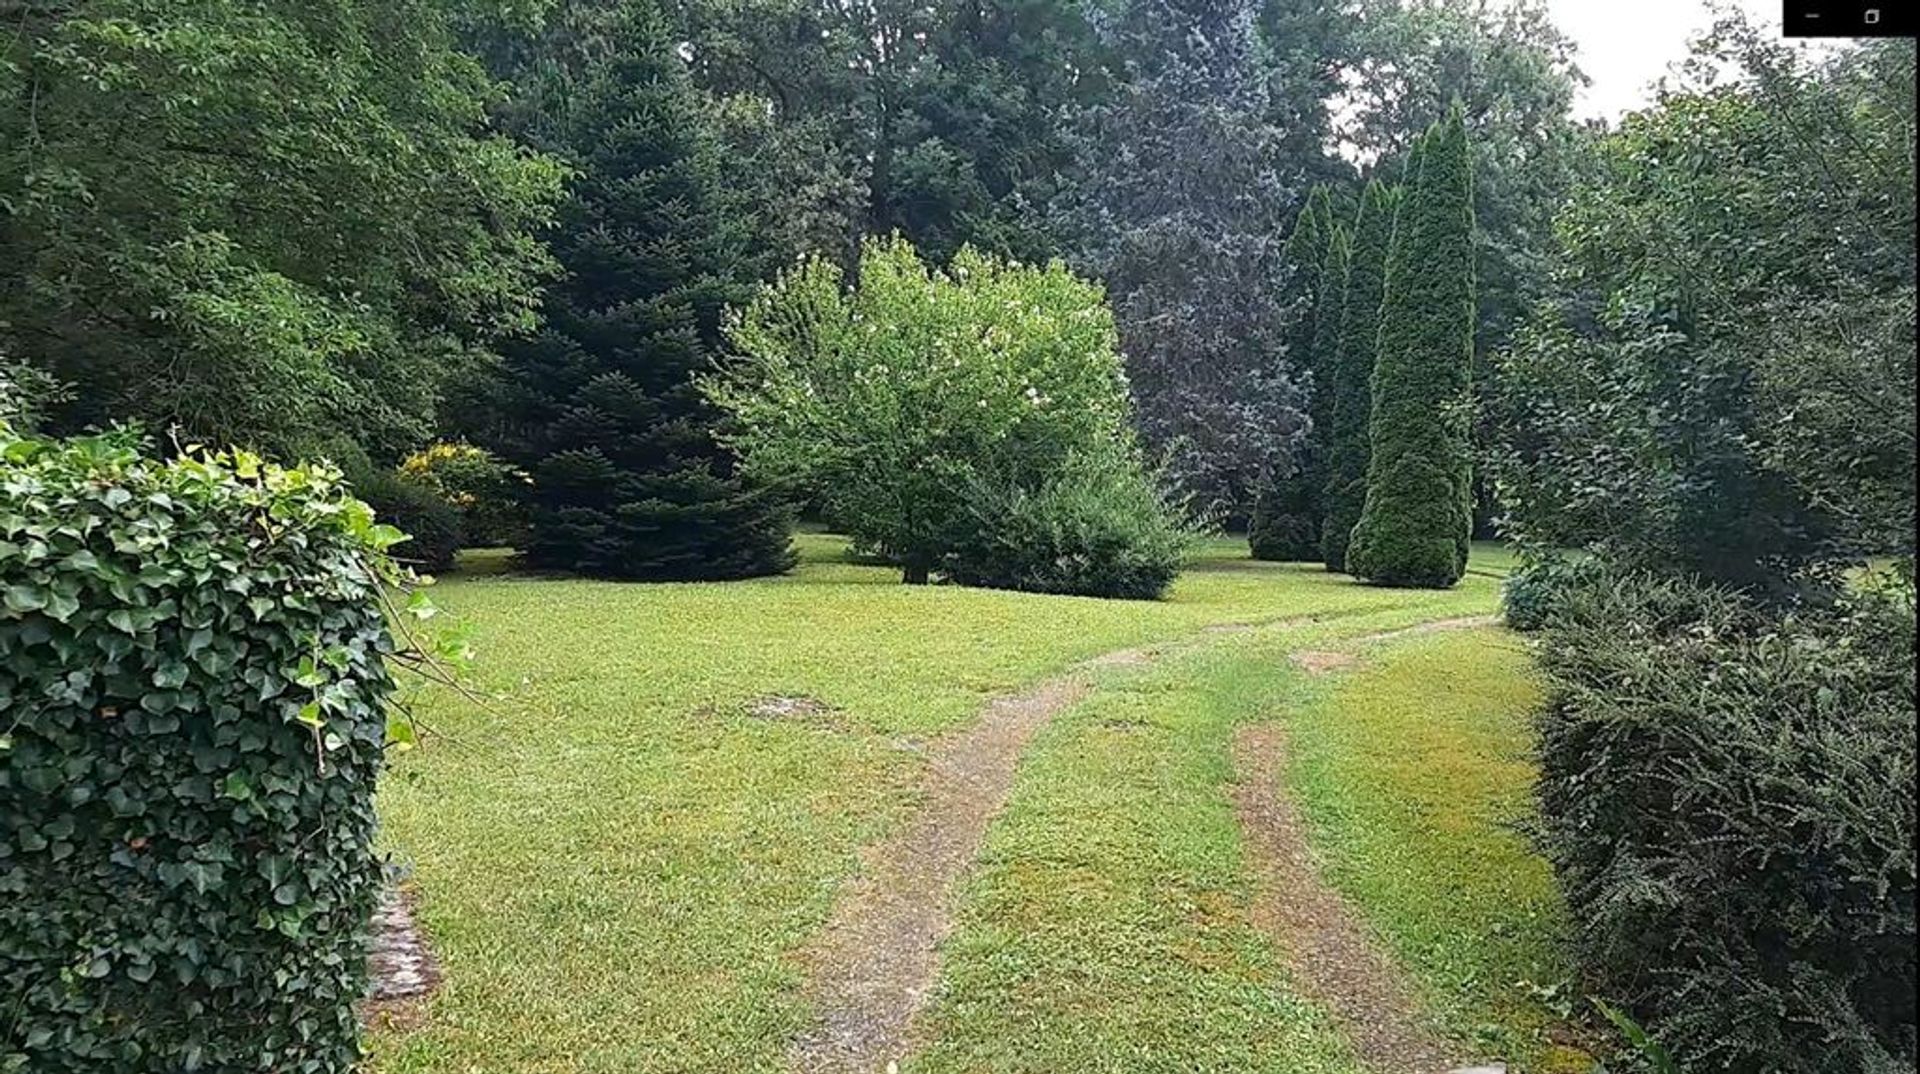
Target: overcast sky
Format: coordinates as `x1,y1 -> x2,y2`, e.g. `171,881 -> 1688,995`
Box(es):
1547,0 -> 1837,120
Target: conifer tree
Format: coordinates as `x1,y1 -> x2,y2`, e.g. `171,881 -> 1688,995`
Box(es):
497,0 -> 795,579
1320,180 -> 1399,571
1347,106 -> 1476,587
1057,0 -> 1307,510
1252,215 -> 1348,560
1249,185 -> 1336,559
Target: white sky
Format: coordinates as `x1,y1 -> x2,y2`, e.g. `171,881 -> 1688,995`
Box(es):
1547,0 -> 1832,120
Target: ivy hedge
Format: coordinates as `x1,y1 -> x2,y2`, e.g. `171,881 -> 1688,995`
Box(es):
1,426 -> 424,1073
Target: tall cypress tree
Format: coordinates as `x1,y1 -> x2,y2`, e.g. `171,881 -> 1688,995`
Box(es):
1347,105 -> 1476,587
1249,185 -> 1337,560
497,0 -> 795,580
1320,180 -> 1399,571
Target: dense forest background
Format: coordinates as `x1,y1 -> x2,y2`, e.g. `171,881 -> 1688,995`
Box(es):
2,0 -> 1912,580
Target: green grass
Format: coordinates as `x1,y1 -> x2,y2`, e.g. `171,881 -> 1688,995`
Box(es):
1283,626 -> 1592,1071
909,591 -> 1522,1072
369,535 -> 1530,1072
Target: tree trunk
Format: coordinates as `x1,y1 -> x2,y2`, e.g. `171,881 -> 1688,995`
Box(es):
902,560 -> 931,585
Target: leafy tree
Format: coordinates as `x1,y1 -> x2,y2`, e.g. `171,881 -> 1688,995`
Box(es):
489,0 -> 795,580
1348,106 -> 1476,588
1492,23 -> 1914,594
705,237 -> 1138,585
1254,0 -> 1361,191
1056,0 -> 1307,511
674,0 -> 1105,270
1321,180 -> 1399,571
0,0 -> 564,462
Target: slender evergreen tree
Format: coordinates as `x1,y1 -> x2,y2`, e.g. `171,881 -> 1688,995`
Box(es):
1253,220 -> 1349,560
1320,180 -> 1399,571
497,0 -> 795,580
1347,105 -> 1475,587
1249,185 -> 1338,559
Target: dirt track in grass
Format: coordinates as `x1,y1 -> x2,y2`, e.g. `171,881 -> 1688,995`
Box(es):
788,621 -> 1311,1074
1232,615 -> 1503,1074
1232,722 -> 1461,1074
788,613 -> 1497,1074
787,664 -> 1113,1073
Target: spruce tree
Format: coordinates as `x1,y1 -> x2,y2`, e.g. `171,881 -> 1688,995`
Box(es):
1249,185 -> 1332,558
498,0 -> 795,580
1347,106 -> 1476,588
1056,0 -> 1307,510
1251,211 -> 1348,560
1320,180 -> 1399,571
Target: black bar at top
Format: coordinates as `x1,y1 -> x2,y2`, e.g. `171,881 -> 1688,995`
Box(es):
1783,2 -> 1916,37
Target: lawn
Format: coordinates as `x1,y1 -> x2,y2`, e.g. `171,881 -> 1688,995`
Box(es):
369,534 -> 1564,1072
1282,626 -> 1593,1071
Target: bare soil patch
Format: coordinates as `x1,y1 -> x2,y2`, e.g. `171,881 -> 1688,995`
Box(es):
360,881 -> 442,1032
1291,616 -> 1499,677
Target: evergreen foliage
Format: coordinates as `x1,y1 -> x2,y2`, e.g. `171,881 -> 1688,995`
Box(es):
494,0 -> 795,581
1056,0 -> 1307,510
1533,567 -> 1916,1074
0,429 -> 421,1073
1348,107 -> 1476,588
1251,216 -> 1348,561
1320,181 -> 1399,571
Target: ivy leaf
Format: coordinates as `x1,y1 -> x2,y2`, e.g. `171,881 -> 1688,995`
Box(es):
4,583 -> 46,612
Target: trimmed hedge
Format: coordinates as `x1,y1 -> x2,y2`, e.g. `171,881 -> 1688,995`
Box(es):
1347,106 -> 1476,588
1534,568 -> 1917,1074
1,428 -> 413,1073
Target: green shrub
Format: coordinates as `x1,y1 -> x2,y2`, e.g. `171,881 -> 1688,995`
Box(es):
400,441 -> 528,548
1533,568 -> 1916,1074
1,428 -> 419,1073
1247,494 -> 1318,562
353,470 -> 462,575
709,237 -> 1135,585
942,449 -> 1196,600
1500,555 -> 1597,632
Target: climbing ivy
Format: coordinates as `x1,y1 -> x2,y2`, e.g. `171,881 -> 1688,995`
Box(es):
0,425 -> 441,1073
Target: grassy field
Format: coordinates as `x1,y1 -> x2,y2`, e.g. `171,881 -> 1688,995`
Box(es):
1283,626 -> 1592,1071
369,534 -> 1566,1072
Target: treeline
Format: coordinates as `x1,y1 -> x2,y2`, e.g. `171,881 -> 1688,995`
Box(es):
2,0 -> 1588,587
1493,19 -> 1916,1074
